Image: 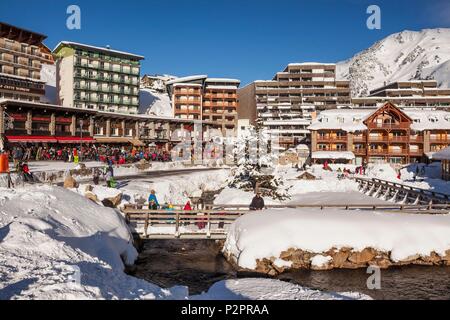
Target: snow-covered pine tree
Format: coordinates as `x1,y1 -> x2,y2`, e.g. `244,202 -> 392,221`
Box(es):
227,122 -> 291,200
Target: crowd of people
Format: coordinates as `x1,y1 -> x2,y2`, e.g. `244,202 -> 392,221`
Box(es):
7,144 -> 172,165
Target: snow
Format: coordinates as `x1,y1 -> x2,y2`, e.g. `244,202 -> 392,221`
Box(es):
54,41 -> 144,59
116,169 -> 229,208
310,255 -> 332,268
139,88 -> 173,117
433,146 -> 450,160
192,278 -> 371,300
166,75 -> 208,85
223,208 -> 450,269
91,185 -> 122,201
312,151 -> 355,160
205,78 -> 240,83
0,185 -> 187,299
309,107 -> 450,132
40,63 -> 57,104
337,28 -> 450,96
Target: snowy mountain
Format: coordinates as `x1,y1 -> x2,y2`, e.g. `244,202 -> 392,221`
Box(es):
336,28 -> 450,96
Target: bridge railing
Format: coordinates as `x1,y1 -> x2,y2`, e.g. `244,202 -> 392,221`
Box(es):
355,177 -> 450,202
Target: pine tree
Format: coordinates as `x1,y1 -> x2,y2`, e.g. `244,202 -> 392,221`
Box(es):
227,123 -> 291,200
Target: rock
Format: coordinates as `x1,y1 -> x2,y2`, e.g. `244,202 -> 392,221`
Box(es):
421,252 -> 441,265
443,250 -> 450,261
85,191 -> 99,203
101,192 -> 122,208
370,258 -> 392,269
348,248 -> 376,265
331,249 -> 351,268
63,175 -> 78,189
397,254 -> 421,264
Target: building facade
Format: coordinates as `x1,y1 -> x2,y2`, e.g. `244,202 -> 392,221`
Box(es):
352,80 -> 450,109
308,102 -> 450,165
0,99 -> 207,152
0,22 -> 48,102
53,42 -> 143,114
166,75 -> 240,136
238,63 -> 351,150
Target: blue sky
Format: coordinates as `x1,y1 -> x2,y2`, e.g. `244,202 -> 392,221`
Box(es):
1,0 -> 449,85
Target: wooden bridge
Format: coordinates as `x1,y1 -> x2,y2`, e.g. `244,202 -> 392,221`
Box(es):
122,202 -> 450,240
355,177 -> 450,205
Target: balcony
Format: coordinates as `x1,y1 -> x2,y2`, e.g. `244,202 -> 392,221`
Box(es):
317,135 -> 347,142
353,149 -> 366,155
352,136 -> 366,142
367,122 -> 410,129
409,149 -> 424,156
388,136 -> 409,143
430,136 -> 450,143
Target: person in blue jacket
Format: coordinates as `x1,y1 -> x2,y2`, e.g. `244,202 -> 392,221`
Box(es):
148,189 -> 159,210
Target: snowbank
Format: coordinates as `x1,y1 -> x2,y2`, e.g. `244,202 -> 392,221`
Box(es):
0,185 -> 187,299
192,278 -> 371,300
223,208 -> 450,270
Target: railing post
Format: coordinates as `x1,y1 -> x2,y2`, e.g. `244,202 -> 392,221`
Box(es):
175,212 -> 180,238
207,212 -> 211,238
144,213 -> 149,238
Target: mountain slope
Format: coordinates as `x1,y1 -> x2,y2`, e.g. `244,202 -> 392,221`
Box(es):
336,28 -> 450,96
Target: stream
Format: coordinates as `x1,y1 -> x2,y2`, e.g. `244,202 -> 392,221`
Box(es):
131,239 -> 450,300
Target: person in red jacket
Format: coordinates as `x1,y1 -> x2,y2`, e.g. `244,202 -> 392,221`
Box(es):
22,162 -> 34,182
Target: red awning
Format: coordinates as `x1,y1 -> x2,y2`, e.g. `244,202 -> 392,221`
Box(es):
6,135 -> 58,143
56,136 -> 95,144
5,136 -> 95,144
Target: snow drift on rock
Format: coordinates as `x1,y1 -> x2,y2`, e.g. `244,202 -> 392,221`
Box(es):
223,208 -> 450,269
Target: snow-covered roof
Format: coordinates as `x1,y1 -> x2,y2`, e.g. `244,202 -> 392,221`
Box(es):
312,151 -> 355,160
205,78 -> 240,84
166,75 -> 208,85
308,107 -> 450,132
429,147 -> 450,160
53,41 -> 145,60
308,109 -> 370,132
288,62 -> 336,67
172,83 -> 202,88
205,85 -> 238,90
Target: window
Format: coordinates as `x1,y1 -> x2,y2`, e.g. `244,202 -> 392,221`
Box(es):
428,116 -> 438,123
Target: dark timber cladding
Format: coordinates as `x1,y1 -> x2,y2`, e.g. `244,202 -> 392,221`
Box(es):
0,22 -> 49,102
0,21 -> 47,45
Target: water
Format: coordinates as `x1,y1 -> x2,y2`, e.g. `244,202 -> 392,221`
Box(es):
131,239 -> 450,299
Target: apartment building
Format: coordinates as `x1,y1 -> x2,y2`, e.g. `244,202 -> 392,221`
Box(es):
308,102 -> 450,165
352,80 -> 450,109
0,22 -> 48,102
53,41 -> 144,114
166,75 -> 240,136
238,63 -> 351,150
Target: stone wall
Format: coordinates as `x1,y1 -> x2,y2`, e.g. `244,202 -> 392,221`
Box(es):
224,247 -> 450,276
